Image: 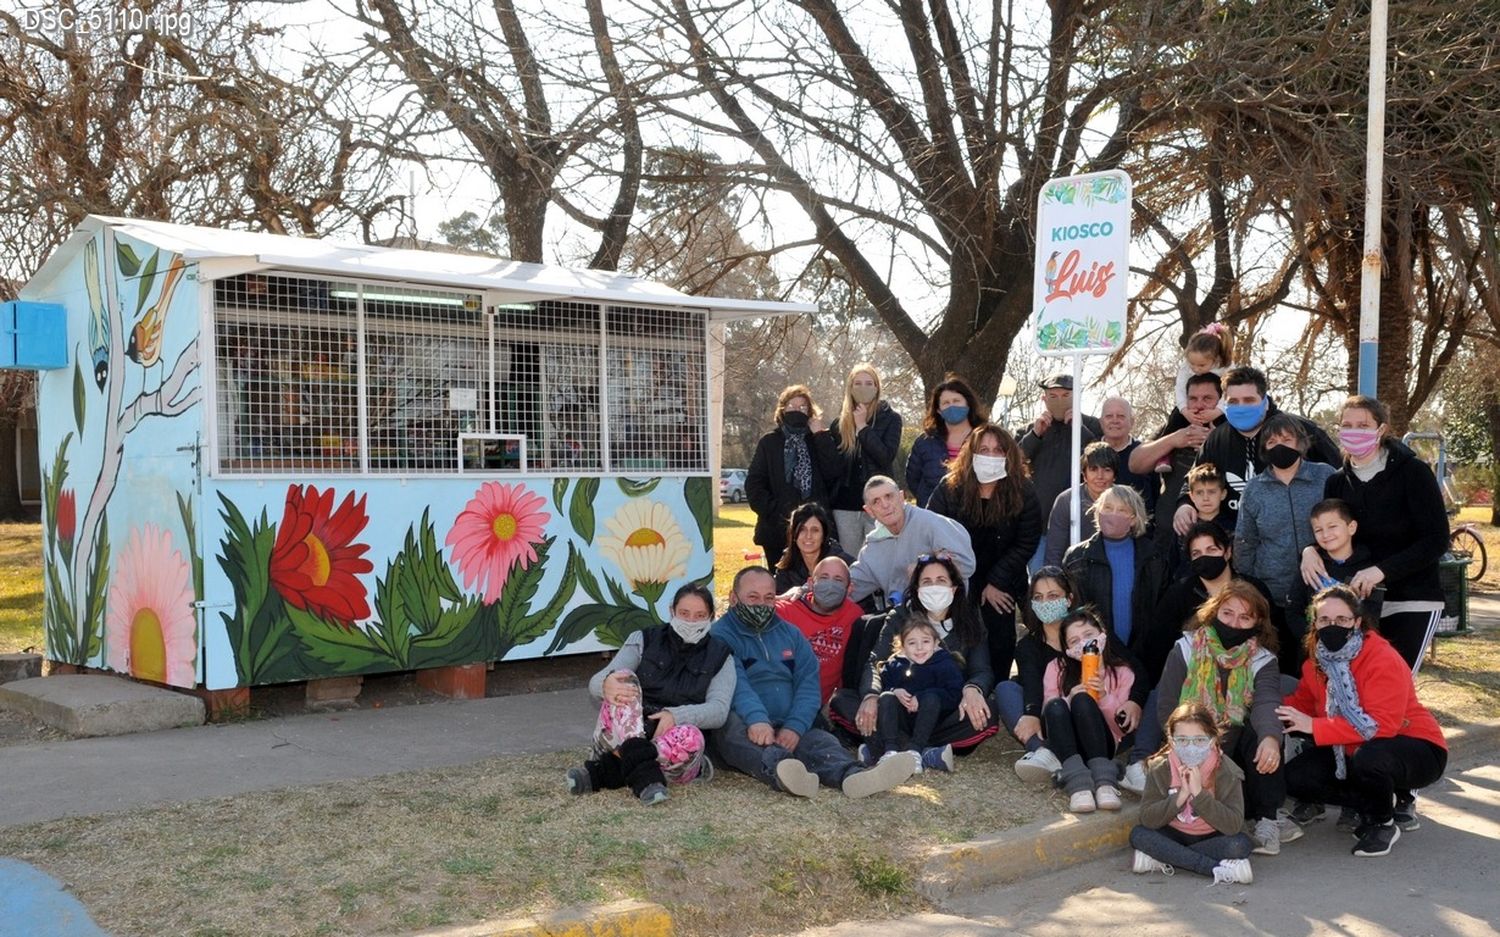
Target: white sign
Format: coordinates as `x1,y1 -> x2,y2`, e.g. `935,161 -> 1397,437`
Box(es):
1032,170 -> 1131,356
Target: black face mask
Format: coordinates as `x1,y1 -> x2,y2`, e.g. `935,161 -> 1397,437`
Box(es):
1190,554 -> 1228,581
1317,625 -> 1355,653
1265,444 -> 1301,470
1213,620 -> 1255,649
782,411 -> 810,431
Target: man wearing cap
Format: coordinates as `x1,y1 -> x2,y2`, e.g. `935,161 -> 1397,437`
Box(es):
1019,374 -> 1102,571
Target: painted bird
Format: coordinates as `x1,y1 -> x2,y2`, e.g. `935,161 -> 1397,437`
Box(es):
1043,250 -> 1061,295
84,239 -> 110,391
126,257 -> 186,392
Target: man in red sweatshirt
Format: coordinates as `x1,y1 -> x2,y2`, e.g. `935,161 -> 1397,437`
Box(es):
775,557 -> 865,708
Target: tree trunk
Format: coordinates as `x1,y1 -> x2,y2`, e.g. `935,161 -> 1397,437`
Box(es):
1485,380 -> 1500,527
0,421 -> 23,521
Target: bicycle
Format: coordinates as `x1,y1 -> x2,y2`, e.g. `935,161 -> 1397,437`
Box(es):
1440,468 -> 1488,583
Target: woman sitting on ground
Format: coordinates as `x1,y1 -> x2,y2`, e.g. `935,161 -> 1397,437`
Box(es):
1278,585 -> 1447,858
772,502 -> 853,594
999,566 -> 1074,782
566,584 -> 734,804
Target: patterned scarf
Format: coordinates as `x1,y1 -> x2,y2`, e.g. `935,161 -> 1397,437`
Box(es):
784,429 -> 813,499
1178,627 -> 1256,726
1166,747 -> 1222,836
1315,628 -> 1379,779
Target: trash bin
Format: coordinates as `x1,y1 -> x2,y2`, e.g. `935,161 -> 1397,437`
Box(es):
1437,553 -> 1471,634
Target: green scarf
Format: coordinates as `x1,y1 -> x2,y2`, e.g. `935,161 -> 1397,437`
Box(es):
1178,626 -> 1256,726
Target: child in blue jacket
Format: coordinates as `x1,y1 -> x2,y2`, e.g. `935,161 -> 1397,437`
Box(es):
868,617 -> 964,773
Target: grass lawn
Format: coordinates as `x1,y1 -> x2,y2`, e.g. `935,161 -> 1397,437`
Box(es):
0,522 -> 43,654
712,504 -> 761,601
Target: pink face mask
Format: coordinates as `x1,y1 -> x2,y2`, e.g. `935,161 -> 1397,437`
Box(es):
1097,512 -> 1133,540
1338,427 -> 1381,460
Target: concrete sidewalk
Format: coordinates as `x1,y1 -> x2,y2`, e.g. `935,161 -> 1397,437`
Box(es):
0,687 -> 594,830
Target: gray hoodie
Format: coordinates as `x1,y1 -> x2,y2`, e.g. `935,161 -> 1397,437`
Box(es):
848,504 -> 976,602
1233,459 -> 1336,606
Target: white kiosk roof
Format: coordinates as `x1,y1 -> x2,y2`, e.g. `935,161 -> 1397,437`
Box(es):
25,216 -> 814,322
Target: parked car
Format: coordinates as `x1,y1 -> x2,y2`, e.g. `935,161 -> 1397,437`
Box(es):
720,468 -> 747,503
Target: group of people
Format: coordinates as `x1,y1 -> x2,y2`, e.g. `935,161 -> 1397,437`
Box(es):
568,328 -> 1452,884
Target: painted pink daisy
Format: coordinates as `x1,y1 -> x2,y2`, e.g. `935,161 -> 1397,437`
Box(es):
446,482 -> 551,603
106,524 -> 197,687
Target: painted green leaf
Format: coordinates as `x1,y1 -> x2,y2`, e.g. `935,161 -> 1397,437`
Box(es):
136,250 -> 159,314
617,477 -> 660,498
176,491 -> 203,602
72,362 -> 85,435
569,478 -> 598,541
685,476 -> 713,550
286,605 -> 393,673
594,605 -> 662,649
492,536 -> 554,637
116,242 -> 142,277
216,494 -> 285,685
572,542 -> 606,604
552,476 -> 569,508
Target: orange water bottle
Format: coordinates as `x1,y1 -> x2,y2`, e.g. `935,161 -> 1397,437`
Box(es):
1080,639 -> 1101,700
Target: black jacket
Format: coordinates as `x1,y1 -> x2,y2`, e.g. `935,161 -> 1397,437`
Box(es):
1146,573 -> 1279,685
832,401 -> 904,511
1187,402 -> 1340,523
926,479 -> 1043,603
636,626 -> 732,713
745,427 -> 843,554
1019,413 -> 1103,524
1013,632 -> 1066,719
1322,439 -> 1447,603
1061,533 -> 1167,706
860,607 -> 994,697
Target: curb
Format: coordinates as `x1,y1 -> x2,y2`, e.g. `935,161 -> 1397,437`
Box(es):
401,899 -> 672,937
920,716 -> 1500,902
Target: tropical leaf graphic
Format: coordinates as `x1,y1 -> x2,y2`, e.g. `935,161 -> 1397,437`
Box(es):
569,478 -> 598,541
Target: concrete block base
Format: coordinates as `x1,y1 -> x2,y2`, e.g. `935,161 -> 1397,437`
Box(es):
305,675 -> 362,711
416,662 -> 488,700
0,674 -> 205,737
0,652 -> 42,684
196,686 -> 251,722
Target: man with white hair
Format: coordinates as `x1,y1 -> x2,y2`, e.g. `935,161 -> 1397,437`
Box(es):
1100,395 -> 1154,514
848,475 -> 975,606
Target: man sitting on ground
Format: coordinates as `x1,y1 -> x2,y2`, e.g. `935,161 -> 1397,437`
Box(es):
775,556 -> 866,709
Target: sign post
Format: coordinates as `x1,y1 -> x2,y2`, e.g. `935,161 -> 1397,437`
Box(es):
1032,170 -> 1132,548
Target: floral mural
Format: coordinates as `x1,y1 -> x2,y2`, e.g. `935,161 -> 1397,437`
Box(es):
268,487 -> 374,628
105,525 -> 197,686
446,482 -> 551,603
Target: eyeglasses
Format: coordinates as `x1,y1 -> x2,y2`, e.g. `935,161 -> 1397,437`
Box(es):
1171,736 -> 1212,746
1315,616 -> 1357,628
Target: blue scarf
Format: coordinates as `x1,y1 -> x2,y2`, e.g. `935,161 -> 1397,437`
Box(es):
1315,628 -> 1378,779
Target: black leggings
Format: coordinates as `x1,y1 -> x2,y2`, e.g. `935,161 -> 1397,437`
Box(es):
980,599 -> 1018,685
1042,694 -> 1115,762
875,691 -> 950,754
584,737 -> 664,797
1285,736 -> 1446,824
1225,724 -> 1285,822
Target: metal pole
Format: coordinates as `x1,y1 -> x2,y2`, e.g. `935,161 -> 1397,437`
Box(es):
1069,352 -> 1083,547
1357,0 -> 1389,397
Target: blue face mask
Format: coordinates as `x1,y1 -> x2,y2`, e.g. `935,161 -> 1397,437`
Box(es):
1031,597 -> 1069,624
1223,398 -> 1268,431
940,404 -> 970,425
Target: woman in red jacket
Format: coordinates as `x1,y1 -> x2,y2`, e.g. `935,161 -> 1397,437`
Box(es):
1277,584 -> 1447,858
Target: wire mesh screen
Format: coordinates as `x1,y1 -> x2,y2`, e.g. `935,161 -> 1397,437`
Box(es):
364,286 -> 487,473
606,306 -> 708,472
214,275 -> 361,473
494,300 -> 602,472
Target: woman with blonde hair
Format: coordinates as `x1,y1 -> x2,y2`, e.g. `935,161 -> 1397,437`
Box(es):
745,385 -> 842,567
927,422 -> 1041,682
830,364 -> 904,553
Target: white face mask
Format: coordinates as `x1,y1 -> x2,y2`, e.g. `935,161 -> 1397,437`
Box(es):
670,615 -> 712,644
917,585 -> 956,616
972,453 -> 1007,484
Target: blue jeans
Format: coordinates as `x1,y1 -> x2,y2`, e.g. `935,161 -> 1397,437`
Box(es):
713,711 -> 858,791
1129,687 -> 1164,763
1130,825 -> 1253,877
1028,537 -> 1047,576
995,680 -> 1042,753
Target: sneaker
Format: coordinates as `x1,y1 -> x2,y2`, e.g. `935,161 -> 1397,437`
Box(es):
1210,858 -> 1254,885
1014,747 -> 1062,784
921,744 -> 955,773
1336,806 -> 1361,833
565,767 -> 592,795
1132,849 -> 1174,875
1069,789 -> 1096,814
843,748 -> 917,798
1250,817 -> 1280,856
1352,820 -> 1401,857
694,757 -> 716,785
1095,785 -> 1122,811
638,782 -> 669,806
1120,760 -> 1148,795
1394,795 -> 1420,831
1276,816 -> 1305,844
856,743 -> 874,767
1286,800 -> 1325,825
774,758 -> 820,798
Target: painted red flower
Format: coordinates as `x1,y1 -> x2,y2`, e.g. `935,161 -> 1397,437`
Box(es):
56,490 -> 76,544
446,482 -> 551,603
268,485 -> 373,628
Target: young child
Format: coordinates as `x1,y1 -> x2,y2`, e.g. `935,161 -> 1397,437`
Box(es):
1042,611 -> 1144,813
1157,325 -> 1232,449
1130,701 -> 1255,884
869,617 -> 965,773
1169,463 -> 1233,578
1310,499 -> 1383,617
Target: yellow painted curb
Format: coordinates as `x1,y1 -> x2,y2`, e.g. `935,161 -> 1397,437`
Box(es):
917,807 -> 1136,901
404,898 -> 673,937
